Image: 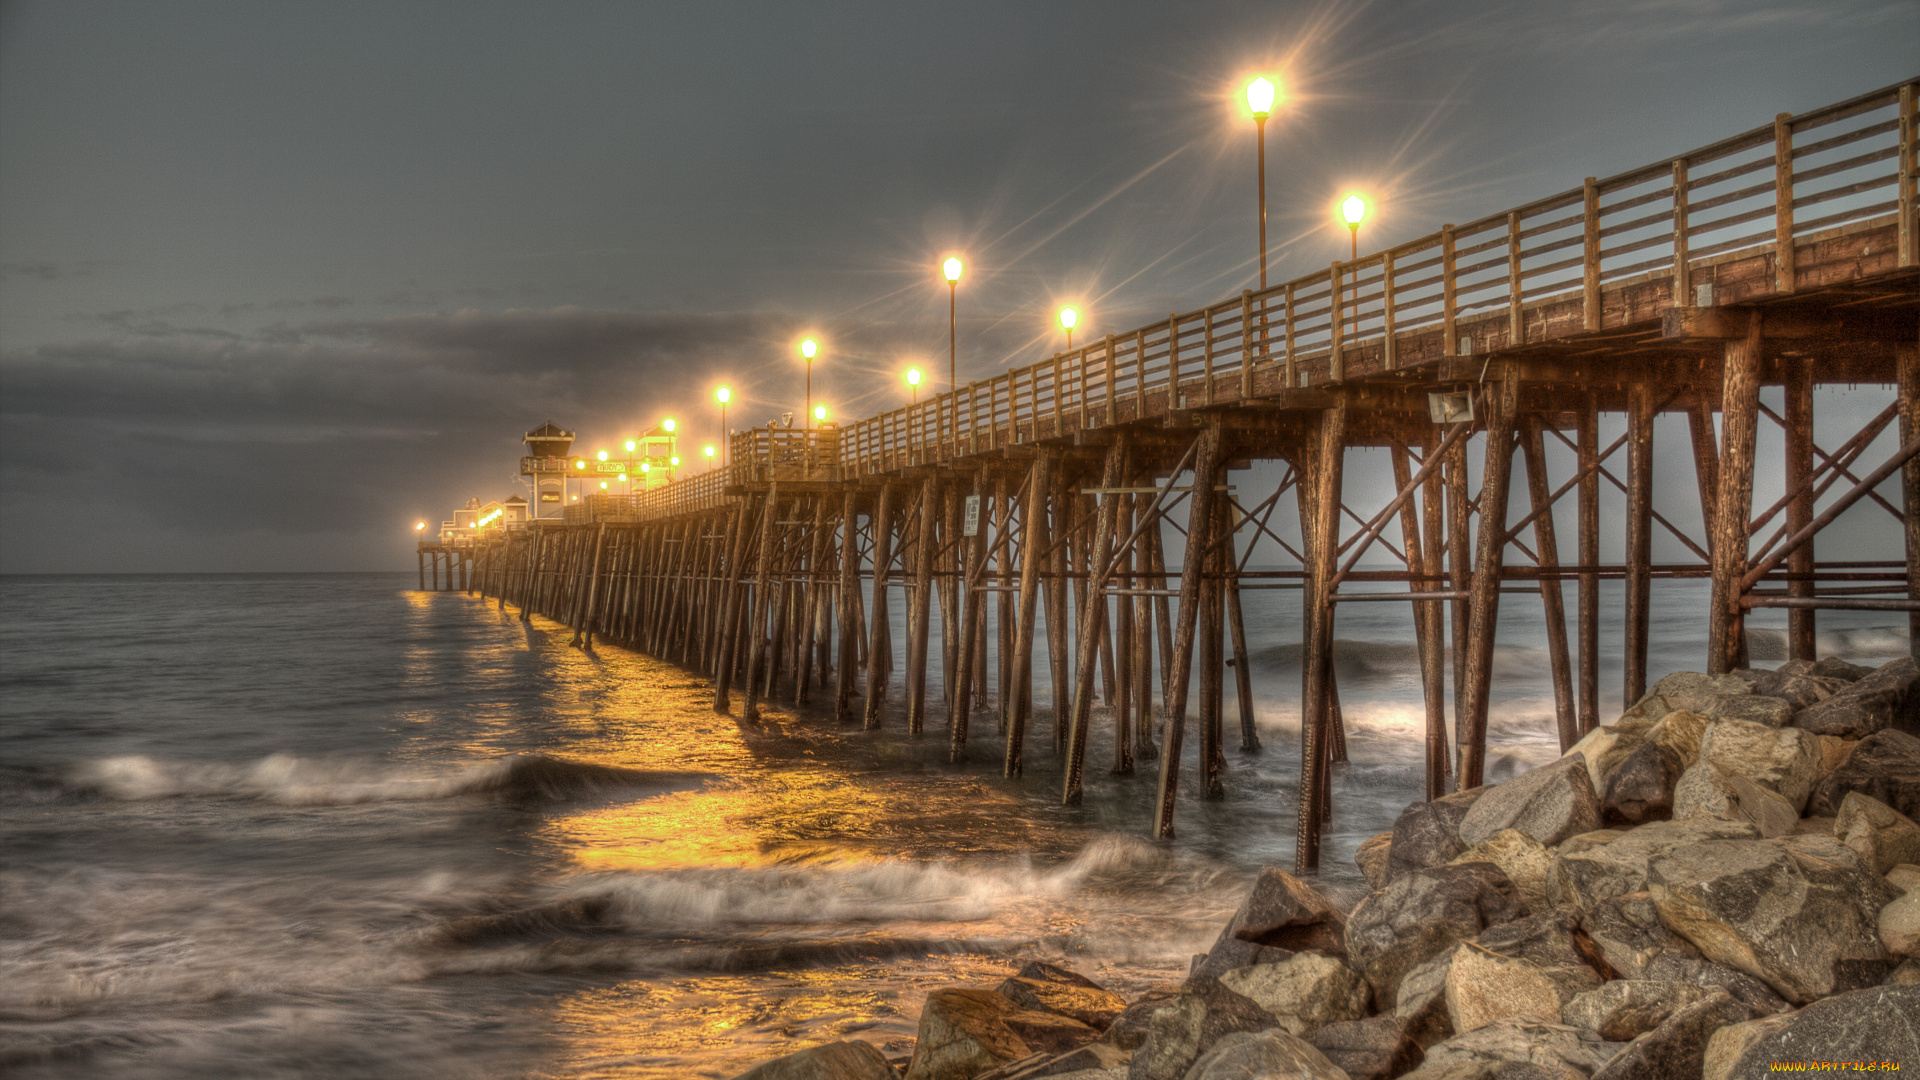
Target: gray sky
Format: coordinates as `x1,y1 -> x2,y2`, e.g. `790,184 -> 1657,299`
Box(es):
2,0 -> 1914,572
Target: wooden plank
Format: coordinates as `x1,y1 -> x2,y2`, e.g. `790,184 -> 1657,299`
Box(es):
1583,178 -> 1601,330
1774,113 -> 1797,293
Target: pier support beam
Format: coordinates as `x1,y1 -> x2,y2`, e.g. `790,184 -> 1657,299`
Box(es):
1460,373 -> 1519,792
837,487 -> 862,721
1784,359 -> 1816,661
1624,383 -> 1655,704
865,481 -> 897,729
1295,402 -> 1345,870
1063,435 -> 1126,804
1708,313 -> 1762,675
1006,453 -> 1052,775
744,486 -> 781,723
1522,418 -> 1577,751
1576,400 -> 1600,735
1901,338 -> 1920,657
1155,425 -> 1223,840
906,476 -> 938,734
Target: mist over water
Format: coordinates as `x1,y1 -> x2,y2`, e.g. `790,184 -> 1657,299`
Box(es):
0,573 -> 1907,1078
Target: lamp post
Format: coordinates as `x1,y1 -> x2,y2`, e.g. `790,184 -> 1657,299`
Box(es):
716,387 -> 730,469
1058,306 -> 1078,352
943,256 -> 962,447
1341,194 -> 1366,339
1246,77 -> 1276,289
906,366 -> 921,405
799,339 -> 818,429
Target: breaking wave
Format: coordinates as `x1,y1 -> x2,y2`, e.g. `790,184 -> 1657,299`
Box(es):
67,753 -> 702,806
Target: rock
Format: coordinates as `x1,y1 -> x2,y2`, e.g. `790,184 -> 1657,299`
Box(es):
1889,863 -> 1920,893
1601,742 -> 1684,825
1584,990 -> 1747,1080
1444,943 -> 1600,1035
1216,952 -> 1370,1038
1218,868 -> 1346,954
1811,728 -> 1920,817
1458,756 -> 1604,849
1813,656 -> 1873,682
1706,985 -> 1920,1080
1566,723 -> 1640,797
1179,1029 -> 1349,1080
1815,734 -> 1857,780
1099,988 -> 1179,1052
998,974 -> 1127,1031
734,1040 -> 895,1080
1704,694 -> 1792,727
1559,980 -> 1706,1042
1186,935 -> 1295,988
1645,711 -> 1708,769
1344,862 -> 1526,1009
1415,1017 -> 1620,1078
1312,1016 -> 1424,1080
1881,888 -> 1920,956
1671,762 -> 1797,838
1638,953 -> 1790,1018
1646,834 -> 1897,1003
1474,907 -> 1604,972
1795,658 -> 1919,739
1547,818 -> 1759,915
1580,890 -> 1700,978
1389,787 -> 1489,881
1450,830 -> 1553,911
1888,958 -> 1920,985
1357,832 -> 1394,890
1397,1063 -> 1570,1080
905,988 -> 1098,1080
1650,672 -> 1752,715
1122,981 -> 1277,1080
1697,717 -> 1822,812
975,1042 -> 1131,1080
1834,791 -> 1920,873
1394,949 -> 1459,1049
1741,663 -> 1849,710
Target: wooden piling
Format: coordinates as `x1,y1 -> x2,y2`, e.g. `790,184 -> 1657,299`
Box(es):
1459,374 -> 1518,791
1521,418 -> 1577,751
1783,359 -> 1816,661
1708,314 -> 1762,675
1575,400 -> 1600,735
1154,425 -> 1224,840
1624,383 -> 1655,704
865,481 -> 896,729
1295,402 -> 1345,870
906,476 -> 938,734
1006,453 -> 1051,775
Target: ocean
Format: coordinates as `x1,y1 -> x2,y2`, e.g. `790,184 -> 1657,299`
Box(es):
1,572 -> 1909,1078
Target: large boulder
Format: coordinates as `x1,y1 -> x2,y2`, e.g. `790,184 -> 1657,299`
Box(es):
1311,1016 -> 1424,1080
1882,889 -> 1920,956
1185,935 -> 1295,988
1345,862 -> 1526,1008
1216,952 -> 1370,1038
1812,728 -> 1920,818
1649,672 -> 1752,715
1696,717 -> 1822,812
1567,721 -> 1653,799
1638,953 -> 1790,1018
1179,1029 -> 1349,1080
1704,985 -> 1920,1080
1583,990 -> 1747,1080
1559,980 -> 1705,1043
1671,762 -> 1797,838
1393,949 -> 1460,1049
1579,890 -> 1698,978
973,1042 -> 1131,1080
1444,943 -> 1601,1035
1389,787 -> 1488,880
1217,867 -> 1346,955
1099,988 -> 1179,1052
733,1040 -> 895,1080
997,963 -> 1127,1031
1834,791 -> 1920,873
1704,694 -> 1793,728
1601,742 -> 1684,825
1474,906 -> 1605,971
1459,757 -> 1603,849
1357,832 -> 1393,890
1793,657 -> 1918,739
1548,818 -> 1760,916
1450,830 -> 1553,911
1123,981 -> 1278,1080
1739,662 -> 1850,711
1645,711 -> 1708,769
905,988 -> 1098,1080
1412,1017 -> 1620,1078
1646,834 -> 1898,1003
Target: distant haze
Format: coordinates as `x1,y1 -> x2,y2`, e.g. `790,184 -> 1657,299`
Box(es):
2,0 -> 1914,572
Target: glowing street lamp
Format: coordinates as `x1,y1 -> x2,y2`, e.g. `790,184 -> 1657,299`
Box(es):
800,338 -> 818,429
596,449 -> 608,462
814,404 -> 828,423
663,418 -> 676,433
906,366 -> 922,404
1246,76 -> 1277,289
1341,194 -> 1367,261
624,439 -> 636,453
1058,306 -> 1078,352
415,521 -> 426,532
703,444 -> 716,467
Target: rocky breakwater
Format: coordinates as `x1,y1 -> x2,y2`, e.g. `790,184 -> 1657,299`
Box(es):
732,656 -> 1920,1080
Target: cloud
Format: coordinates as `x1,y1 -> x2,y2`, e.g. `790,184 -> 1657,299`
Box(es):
0,305 -> 799,570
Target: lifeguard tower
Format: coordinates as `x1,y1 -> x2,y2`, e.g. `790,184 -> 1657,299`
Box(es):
520,422 -> 575,520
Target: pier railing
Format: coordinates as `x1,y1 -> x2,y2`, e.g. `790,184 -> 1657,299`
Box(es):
596,79 -> 1918,517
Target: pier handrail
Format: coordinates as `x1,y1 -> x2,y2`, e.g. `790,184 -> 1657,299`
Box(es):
612,78 -> 1919,518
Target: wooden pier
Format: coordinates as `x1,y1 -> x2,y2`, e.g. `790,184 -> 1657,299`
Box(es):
447,81 -> 1919,870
